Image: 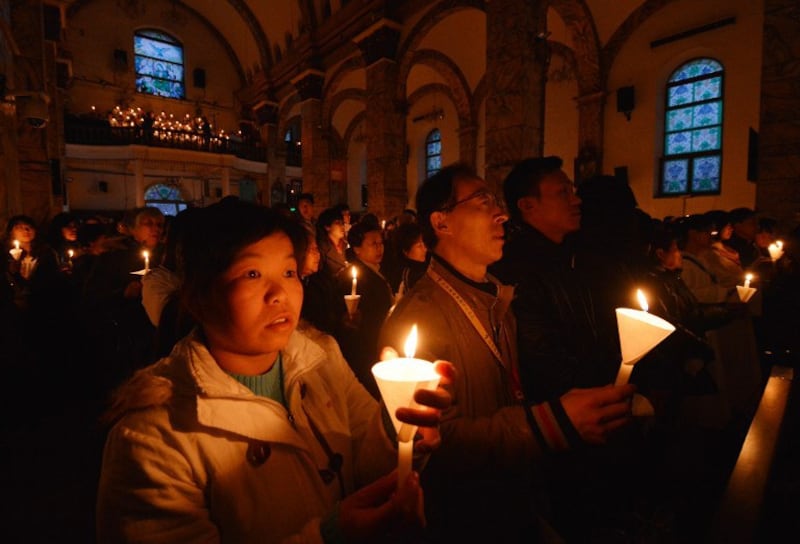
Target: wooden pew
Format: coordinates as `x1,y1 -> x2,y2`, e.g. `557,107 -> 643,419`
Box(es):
709,365 -> 794,542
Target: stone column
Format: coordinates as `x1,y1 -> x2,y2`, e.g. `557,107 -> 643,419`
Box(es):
133,159 -> 145,207
458,124 -> 478,170
221,167 -> 231,197
256,101 -> 284,206
355,20 -> 406,220
756,0 -> 800,225
484,0 -> 548,191
292,70 -> 331,209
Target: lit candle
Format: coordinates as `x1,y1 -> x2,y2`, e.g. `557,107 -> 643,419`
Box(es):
736,273 -> 757,302
744,273 -> 752,289
351,266 -> 358,296
67,249 -> 74,267
372,325 -> 440,489
142,250 -> 150,274
614,289 -> 676,385
9,239 -> 22,261
768,241 -> 784,261
381,220 -> 386,230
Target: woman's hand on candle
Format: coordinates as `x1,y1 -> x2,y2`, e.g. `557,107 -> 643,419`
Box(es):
559,384 -> 636,444
338,470 -> 425,541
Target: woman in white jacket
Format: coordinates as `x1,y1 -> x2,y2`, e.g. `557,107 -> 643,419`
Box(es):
96,200 -> 452,543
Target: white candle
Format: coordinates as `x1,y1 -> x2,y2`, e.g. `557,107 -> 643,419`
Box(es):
381,220 -> 386,230
350,266 -> 358,296
9,239 -> 22,261
768,241 -> 784,261
744,273 -> 752,289
614,289 -> 675,385
371,325 -> 440,490
143,250 -> 150,274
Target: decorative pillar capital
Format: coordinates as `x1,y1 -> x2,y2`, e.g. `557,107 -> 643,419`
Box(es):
291,70 -> 325,101
353,19 -> 402,66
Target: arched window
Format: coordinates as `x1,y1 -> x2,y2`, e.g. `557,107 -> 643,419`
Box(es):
145,183 -> 187,216
134,29 -> 185,99
285,118 -> 302,166
660,58 -> 724,196
425,129 -> 442,179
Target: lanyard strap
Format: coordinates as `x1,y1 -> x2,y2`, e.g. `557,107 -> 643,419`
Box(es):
427,267 -> 523,400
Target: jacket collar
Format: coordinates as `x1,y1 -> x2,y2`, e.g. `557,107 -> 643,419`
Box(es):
428,257 -> 514,318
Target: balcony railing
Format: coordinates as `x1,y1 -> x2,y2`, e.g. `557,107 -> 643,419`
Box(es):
65,117 -> 267,163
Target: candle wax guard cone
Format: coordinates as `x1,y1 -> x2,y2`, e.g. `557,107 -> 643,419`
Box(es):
615,308 -> 676,366
344,294 -> 360,316
736,285 -> 757,303
372,358 -> 440,439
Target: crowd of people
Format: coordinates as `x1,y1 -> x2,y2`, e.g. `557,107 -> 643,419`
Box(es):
2,157 -> 799,542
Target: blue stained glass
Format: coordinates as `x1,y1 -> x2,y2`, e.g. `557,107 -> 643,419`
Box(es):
668,84 -> 692,107
694,77 -> 721,101
427,141 -> 441,155
669,59 -> 723,82
662,160 -> 689,193
667,107 -> 693,132
145,184 -> 181,200
692,102 -> 721,127
135,57 -> 184,81
666,131 -> 692,155
427,156 -> 441,174
692,155 -> 721,192
136,75 -> 184,99
134,35 -> 183,64
691,128 -> 720,151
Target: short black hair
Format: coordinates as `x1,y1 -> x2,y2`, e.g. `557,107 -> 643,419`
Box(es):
179,201 -> 306,321
394,222 -> 423,254
315,207 -> 344,239
416,163 -> 477,249
347,220 -> 381,248
729,207 -> 755,224
502,156 -> 564,222
298,192 -> 314,205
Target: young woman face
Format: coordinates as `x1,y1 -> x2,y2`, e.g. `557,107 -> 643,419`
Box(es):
202,233 -> 303,372
61,222 -> 79,242
11,222 -> 36,244
353,230 -> 384,266
403,236 -> 427,263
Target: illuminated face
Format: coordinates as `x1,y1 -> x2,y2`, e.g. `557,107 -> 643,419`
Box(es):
522,170 -> 582,243
354,230 -> 384,266
301,236 -> 321,277
131,213 -> 165,249
202,233 -> 303,369
11,222 -> 36,244
61,222 -> 78,242
404,236 -> 427,263
438,177 -> 508,267
298,200 -> 314,221
326,219 -> 345,243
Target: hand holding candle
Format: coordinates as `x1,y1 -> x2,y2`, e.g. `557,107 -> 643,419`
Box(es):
9,239 -> 22,261
372,325 -> 444,489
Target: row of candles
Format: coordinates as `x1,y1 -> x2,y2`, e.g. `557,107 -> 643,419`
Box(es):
99,105 -> 240,142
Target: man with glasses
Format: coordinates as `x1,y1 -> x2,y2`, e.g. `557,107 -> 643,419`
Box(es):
380,163 -> 635,543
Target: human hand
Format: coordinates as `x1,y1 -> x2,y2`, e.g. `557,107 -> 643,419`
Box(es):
379,347 -> 455,454
560,384 -> 636,444
123,280 -> 142,299
338,470 -> 424,542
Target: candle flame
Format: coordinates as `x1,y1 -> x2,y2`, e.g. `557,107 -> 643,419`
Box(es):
404,325 -> 418,358
13,239 -> 20,249
746,273 -> 753,282
68,249 -> 74,258
351,266 -> 357,279
637,289 -> 648,312
776,240 -> 784,250
142,250 -> 149,259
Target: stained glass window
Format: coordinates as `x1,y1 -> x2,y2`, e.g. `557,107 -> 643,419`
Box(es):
660,58 -> 723,196
135,30 -> 185,99
145,183 -> 187,216
425,129 -> 441,179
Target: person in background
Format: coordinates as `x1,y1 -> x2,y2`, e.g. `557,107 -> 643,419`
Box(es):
96,200 -> 454,543
727,207 -> 760,268
296,192 -> 316,236
384,222 -> 428,299
46,212 -> 81,273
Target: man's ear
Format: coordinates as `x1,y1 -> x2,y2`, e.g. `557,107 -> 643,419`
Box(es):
430,211 -> 448,234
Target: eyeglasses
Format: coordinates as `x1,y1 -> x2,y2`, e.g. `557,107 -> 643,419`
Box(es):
440,189 -> 500,212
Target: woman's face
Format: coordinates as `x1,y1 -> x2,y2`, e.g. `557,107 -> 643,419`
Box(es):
720,223 -> 733,241
61,222 -> 78,242
657,240 -> 682,271
202,233 -> 303,369
301,237 -> 321,277
403,236 -> 427,263
325,219 -> 345,242
354,230 -> 384,266
11,222 -> 36,244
